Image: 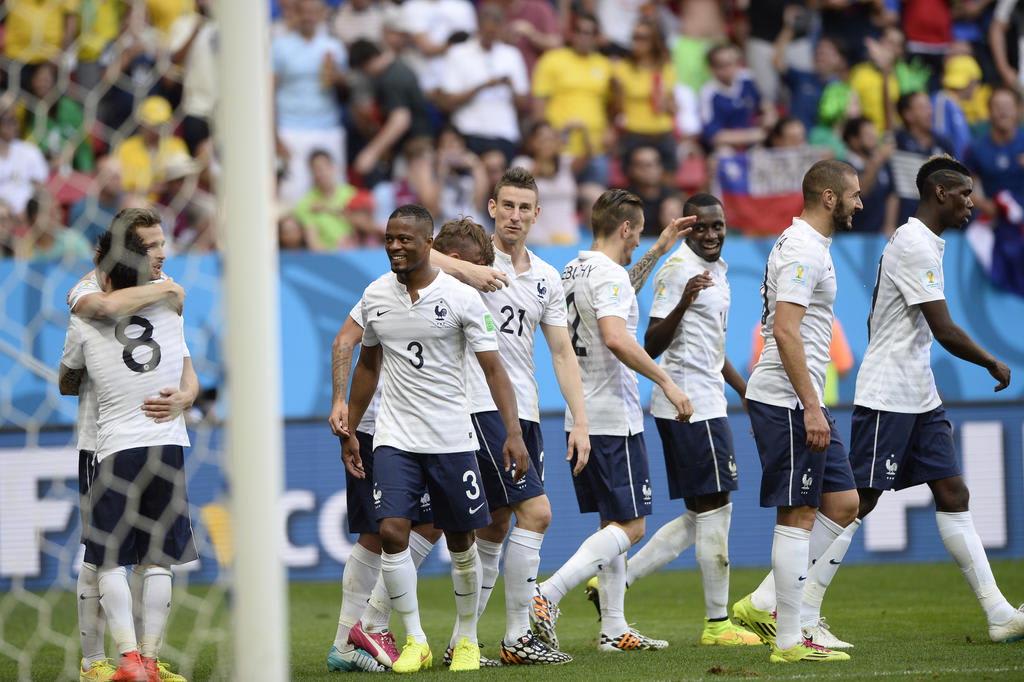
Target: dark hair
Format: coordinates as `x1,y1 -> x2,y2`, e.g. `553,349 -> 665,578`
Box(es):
433,217 -> 494,265
683,192 -> 723,217
767,116 -> 803,148
95,226 -> 150,290
348,39 -> 382,69
627,144 -> 662,167
841,116 -> 872,146
989,85 -> 1023,108
493,166 -> 539,202
307,148 -> 332,167
573,11 -> 599,31
896,91 -> 927,120
630,16 -> 669,67
108,207 -> 162,242
591,189 -> 643,238
916,154 -> 969,197
802,159 -> 857,202
388,204 -> 434,235
706,42 -> 738,67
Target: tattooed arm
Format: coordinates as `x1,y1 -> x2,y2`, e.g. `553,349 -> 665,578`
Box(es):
328,316 -> 364,437
628,216 -> 696,292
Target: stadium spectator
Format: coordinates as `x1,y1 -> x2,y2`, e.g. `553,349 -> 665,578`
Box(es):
672,0 -> 726,93
339,190 -> 384,248
511,120 -> 583,245
72,0 -> 126,91
400,0 -> 478,96
16,190 -> 91,262
843,116 -> 897,234
932,54 -> 986,159
2,0 -> 77,88
348,39 -> 433,183
168,0 -> 218,156
532,12 -> 612,186
435,126 -> 489,224
94,9 -> 162,137
893,91 -> 954,223
818,0 -> 885,64
965,87 -> 1024,296
0,104 -> 48,219
114,95 -> 190,195
613,17 -> 678,174
279,212 -> 313,250
495,0 -> 561,75
272,0 -> 348,204
901,0 -> 953,88
990,0 -> 1024,90
293,150 -> 357,250
332,0 -> 386,46
69,156 -> 124,246
699,43 -> 771,150
0,200 -> 16,257
624,145 -> 674,239
849,30 -> 902,133
437,3 -> 530,165
809,77 -> 862,160
145,0 -> 196,38
20,61 -> 93,173
156,153 -> 215,251
595,0 -> 646,54
774,24 -> 849,134
749,0 -> 814,105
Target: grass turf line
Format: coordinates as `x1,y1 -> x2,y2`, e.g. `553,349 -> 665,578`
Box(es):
2,560 -> 1022,680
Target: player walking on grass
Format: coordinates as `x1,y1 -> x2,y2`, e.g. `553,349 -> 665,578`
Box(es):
731,160 -> 862,664
530,189 -> 695,653
60,226 -> 199,682
343,205 -> 529,673
601,193 -> 759,647
817,156 -> 1024,644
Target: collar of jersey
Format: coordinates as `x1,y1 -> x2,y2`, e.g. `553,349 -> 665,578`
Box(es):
904,217 -> 945,246
578,250 -> 613,264
389,268 -> 444,304
492,245 -> 535,279
791,217 -> 832,247
674,241 -> 728,273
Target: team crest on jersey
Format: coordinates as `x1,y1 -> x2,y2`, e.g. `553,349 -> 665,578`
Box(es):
922,269 -> 940,289
373,483 -> 383,506
801,470 -> 813,491
537,280 -> 548,299
728,459 -> 738,479
431,300 -> 455,327
885,455 -> 898,478
791,263 -> 808,286
420,492 -> 432,511
642,480 -> 652,502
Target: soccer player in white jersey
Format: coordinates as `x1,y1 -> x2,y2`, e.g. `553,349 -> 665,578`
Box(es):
343,205 -> 529,673
59,226 -> 199,682
612,193 -> 759,647
730,160 -> 862,663
65,209 -> 191,682
530,189 -> 695,653
820,156 -> 1023,643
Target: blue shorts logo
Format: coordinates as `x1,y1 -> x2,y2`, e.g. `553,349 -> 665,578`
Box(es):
885,455 -> 898,479
801,470 -> 813,492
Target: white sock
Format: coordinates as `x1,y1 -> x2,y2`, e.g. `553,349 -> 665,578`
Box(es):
381,548 -> 426,643
364,532 -> 436,634
449,544 -> 482,645
334,544 -> 382,649
140,566 -> 172,659
598,552 -> 629,637
503,527 -> 543,643
78,562 -> 106,665
696,504 -> 732,620
625,511 -> 696,586
801,519 -> 860,627
772,525 -> 811,650
128,565 -> 146,643
474,538 -> 503,621
936,511 -> 1016,624
751,511 -> 842,613
97,566 -> 137,655
750,572 -> 776,612
540,525 -> 630,605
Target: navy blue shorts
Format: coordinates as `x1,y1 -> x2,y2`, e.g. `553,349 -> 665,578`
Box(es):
347,432 -> 433,535
471,412 -> 545,510
84,445 -> 199,568
521,419 -> 545,482
850,405 -> 960,491
373,447 -> 490,532
655,417 -> 739,499
79,449 -> 96,543
747,401 -> 856,508
570,432 -> 652,522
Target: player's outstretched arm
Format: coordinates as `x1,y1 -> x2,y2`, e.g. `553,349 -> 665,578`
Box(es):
72,278 -> 184,319
476,349 -> 529,481
142,357 -> 200,423
722,357 -> 748,406
628,216 -> 695,292
329,316 -> 364,437
598,315 -> 693,421
921,299 -> 1011,391
342,344 -> 383,479
773,301 -> 829,451
431,250 -> 509,293
542,322 -> 591,475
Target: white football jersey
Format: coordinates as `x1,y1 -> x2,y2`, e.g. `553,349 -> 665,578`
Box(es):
561,250 -> 643,436
746,218 -> 837,410
649,243 -> 730,422
360,270 -> 499,453
347,301 -> 382,435
855,218 -> 945,413
478,246 -> 568,422
61,303 -> 190,461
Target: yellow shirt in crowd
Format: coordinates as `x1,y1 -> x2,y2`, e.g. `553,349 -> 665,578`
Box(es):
146,0 -> 195,35
115,135 -> 189,194
849,62 -> 900,131
78,0 -> 124,62
533,47 -> 612,156
4,0 -> 78,64
612,60 -> 676,136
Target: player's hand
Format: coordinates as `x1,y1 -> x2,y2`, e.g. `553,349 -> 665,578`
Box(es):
804,406 -> 830,452
653,216 -> 696,256
566,423 -> 591,476
162,280 -> 185,315
461,262 -> 509,293
989,360 -> 1011,392
142,388 -> 193,423
663,383 -> 693,422
503,433 -> 530,482
680,271 -> 714,309
342,435 -> 365,479
328,399 -> 350,437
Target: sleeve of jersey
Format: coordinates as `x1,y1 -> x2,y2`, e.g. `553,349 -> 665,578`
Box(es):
348,298 -> 365,329
592,267 -> 633,320
67,277 -> 101,310
649,263 -> 683,319
541,269 -> 568,326
61,317 -> 86,369
360,297 -> 381,347
774,242 -> 820,308
461,292 -> 500,353
894,246 -> 946,306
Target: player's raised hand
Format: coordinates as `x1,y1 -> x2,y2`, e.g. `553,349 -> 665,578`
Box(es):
804,406 -> 830,452
141,388 -> 192,423
341,434 -> 365,479
566,423 -> 591,476
989,360 -> 1011,392
680,271 -> 714,308
503,433 -> 530,482
653,215 -> 697,255
328,399 -> 350,438
664,383 -> 694,422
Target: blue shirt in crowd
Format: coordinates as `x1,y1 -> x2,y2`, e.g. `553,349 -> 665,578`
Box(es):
699,74 -> 761,146
272,30 -> 347,130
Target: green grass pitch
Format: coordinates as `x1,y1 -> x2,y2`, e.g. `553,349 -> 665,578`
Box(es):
3,560 -> 1023,680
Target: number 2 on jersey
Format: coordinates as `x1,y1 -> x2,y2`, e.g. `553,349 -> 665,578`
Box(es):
564,293 -> 587,357
499,305 -> 526,336
114,316 -> 162,373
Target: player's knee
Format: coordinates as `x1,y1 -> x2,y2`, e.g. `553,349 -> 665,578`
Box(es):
933,478 -> 969,512
857,488 -> 881,518
412,523 -> 443,545
141,564 -> 173,578
379,520 -> 410,553
357,533 -> 382,554
445,531 -> 475,554
615,518 -> 646,545
516,496 -> 551,533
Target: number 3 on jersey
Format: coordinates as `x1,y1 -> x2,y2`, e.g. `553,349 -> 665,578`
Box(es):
407,341 -> 424,369
115,315 -> 162,373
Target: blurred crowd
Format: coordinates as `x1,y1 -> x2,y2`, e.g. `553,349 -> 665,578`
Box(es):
0,0 -> 1022,291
